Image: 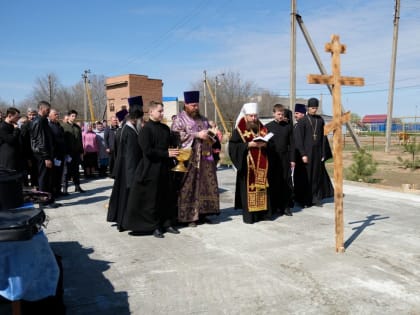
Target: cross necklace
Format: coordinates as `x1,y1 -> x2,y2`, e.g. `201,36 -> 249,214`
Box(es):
307,115 -> 318,141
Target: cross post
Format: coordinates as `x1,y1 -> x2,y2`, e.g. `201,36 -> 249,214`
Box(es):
307,35 -> 364,253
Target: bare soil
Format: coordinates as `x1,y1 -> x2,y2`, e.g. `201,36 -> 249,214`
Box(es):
326,148 -> 420,193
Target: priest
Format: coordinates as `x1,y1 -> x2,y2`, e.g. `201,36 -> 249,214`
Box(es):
228,102 -> 272,224
107,96 -> 143,231
294,97 -> 334,207
171,91 -> 220,227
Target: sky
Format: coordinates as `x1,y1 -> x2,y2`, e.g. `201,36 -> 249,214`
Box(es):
0,0 -> 419,119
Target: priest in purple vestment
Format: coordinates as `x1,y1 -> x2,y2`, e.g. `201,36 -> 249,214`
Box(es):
171,91 -> 220,227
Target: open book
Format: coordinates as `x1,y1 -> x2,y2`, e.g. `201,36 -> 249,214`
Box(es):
253,132 -> 274,142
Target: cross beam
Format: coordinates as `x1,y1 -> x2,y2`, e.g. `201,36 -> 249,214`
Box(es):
307,34 -> 364,253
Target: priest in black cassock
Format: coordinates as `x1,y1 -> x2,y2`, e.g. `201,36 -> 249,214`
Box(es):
292,103 -> 309,206
294,98 -> 334,207
106,96 -> 143,231
229,102 -> 272,224
266,104 -> 295,216
124,101 -> 180,238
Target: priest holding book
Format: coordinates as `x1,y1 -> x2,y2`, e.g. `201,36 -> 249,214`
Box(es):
228,102 -> 273,224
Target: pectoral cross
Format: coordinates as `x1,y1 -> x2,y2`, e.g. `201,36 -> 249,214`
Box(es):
307,35 -> 364,253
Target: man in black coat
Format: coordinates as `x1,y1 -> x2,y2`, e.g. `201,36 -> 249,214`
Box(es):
30,101 -> 59,208
104,116 -> 119,176
48,109 -> 67,198
20,108 -> 38,187
0,107 -> 22,170
124,101 -> 180,238
266,104 -> 295,216
294,98 -> 334,207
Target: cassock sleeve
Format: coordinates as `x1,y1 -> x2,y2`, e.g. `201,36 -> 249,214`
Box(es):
294,120 -> 307,157
228,129 -> 248,174
125,130 -> 142,188
288,124 -> 296,163
139,126 -> 168,161
171,117 -> 195,147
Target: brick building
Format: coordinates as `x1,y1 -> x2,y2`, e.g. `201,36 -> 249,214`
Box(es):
105,74 -> 163,121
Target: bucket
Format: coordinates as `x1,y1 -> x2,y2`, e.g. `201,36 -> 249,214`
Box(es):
0,168 -> 24,211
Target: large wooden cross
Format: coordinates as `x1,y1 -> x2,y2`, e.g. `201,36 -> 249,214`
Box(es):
307,35 -> 364,253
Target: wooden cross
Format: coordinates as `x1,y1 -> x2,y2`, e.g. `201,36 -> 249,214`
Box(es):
307,35 -> 364,253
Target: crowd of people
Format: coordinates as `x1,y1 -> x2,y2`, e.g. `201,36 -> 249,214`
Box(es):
0,102 -> 121,208
104,92 -> 334,238
0,93 -> 334,236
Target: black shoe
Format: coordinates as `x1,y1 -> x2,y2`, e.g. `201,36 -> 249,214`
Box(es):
43,202 -> 60,209
129,231 -> 145,236
284,208 -> 293,216
166,226 -> 180,234
75,186 -> 86,193
198,217 -> 212,224
153,229 -> 164,238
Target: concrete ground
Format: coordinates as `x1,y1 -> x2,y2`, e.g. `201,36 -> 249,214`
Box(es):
3,167 -> 420,314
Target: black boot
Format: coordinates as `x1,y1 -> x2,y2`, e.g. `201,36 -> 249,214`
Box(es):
75,185 -> 86,193
62,182 -> 69,196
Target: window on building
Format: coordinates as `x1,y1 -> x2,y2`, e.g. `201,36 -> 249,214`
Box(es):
109,103 -> 115,112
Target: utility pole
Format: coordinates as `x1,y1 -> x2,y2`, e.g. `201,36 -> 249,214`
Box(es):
385,0 -> 400,153
82,70 -> 91,122
296,14 -> 361,150
48,74 -> 53,106
214,73 -> 225,124
214,76 -> 218,123
203,70 -> 208,117
289,0 -> 296,112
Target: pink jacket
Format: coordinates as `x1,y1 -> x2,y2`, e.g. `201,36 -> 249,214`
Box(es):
82,131 -> 98,153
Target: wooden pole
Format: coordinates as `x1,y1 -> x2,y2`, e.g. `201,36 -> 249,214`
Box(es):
203,70 -> 208,117
307,35 -> 364,253
289,0 -> 296,111
385,0 -> 401,153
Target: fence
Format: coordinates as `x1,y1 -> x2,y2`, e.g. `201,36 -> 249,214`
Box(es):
342,132 -> 419,151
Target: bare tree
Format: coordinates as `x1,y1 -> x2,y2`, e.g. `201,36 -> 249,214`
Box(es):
191,71 -> 258,132
252,89 -> 284,117
0,98 -> 11,113
31,73 -> 62,106
70,81 -> 86,116
89,74 -> 107,121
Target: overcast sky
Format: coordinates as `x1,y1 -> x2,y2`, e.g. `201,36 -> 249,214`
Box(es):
1,0 -> 419,118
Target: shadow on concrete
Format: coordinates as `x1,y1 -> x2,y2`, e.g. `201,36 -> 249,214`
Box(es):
345,214 -> 390,249
218,187 -> 229,194
212,207 -> 241,224
62,195 -> 109,207
50,241 -> 130,315
62,184 -> 113,197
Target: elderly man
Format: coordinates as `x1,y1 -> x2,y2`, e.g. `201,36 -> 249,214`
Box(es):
171,90 -> 220,227
228,102 -> 272,224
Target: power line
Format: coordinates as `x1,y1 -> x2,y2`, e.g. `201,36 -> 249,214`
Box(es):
115,0 -> 211,71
